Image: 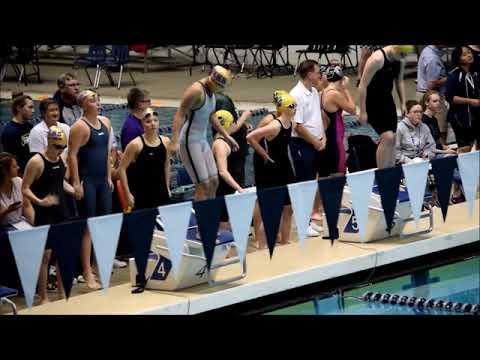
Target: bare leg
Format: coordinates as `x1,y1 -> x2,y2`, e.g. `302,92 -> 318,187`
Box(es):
278,206 -> 293,245
208,176 -> 219,199
252,203 -> 267,249
38,250 -> 52,305
376,131 -> 396,169
311,190 -> 323,221
81,229 -> 101,290
55,262 -> 65,301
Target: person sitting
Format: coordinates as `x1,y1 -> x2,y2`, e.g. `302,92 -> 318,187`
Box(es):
1,95 -> 35,174
421,90 -> 457,157
52,73 -> 82,126
118,108 -> 172,211
22,126 -> 74,305
29,98 -> 70,156
247,92 -> 296,249
120,88 -> 151,150
395,100 -> 436,165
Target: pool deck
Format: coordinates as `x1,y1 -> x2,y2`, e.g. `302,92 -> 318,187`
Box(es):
18,201 -> 479,315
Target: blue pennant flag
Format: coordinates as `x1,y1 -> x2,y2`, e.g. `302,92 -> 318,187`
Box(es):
318,175 -> 346,244
257,186 -> 288,258
375,166 -> 403,234
49,220 -> 86,299
123,208 -> 158,288
431,156 -> 458,221
192,197 -> 224,270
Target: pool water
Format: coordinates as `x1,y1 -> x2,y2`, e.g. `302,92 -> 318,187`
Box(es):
0,100 -> 380,190
267,257 -> 479,315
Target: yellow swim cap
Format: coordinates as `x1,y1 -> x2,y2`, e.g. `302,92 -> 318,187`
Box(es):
275,93 -> 296,114
47,125 -> 67,147
393,45 -> 415,54
214,110 -> 234,130
273,90 -> 289,107
209,66 -> 233,89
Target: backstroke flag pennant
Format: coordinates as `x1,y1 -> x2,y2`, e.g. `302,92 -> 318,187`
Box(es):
287,180 -> 318,249
225,191 -> 257,264
431,156 -> 458,221
346,169 -> 375,241
402,160 -> 430,227
193,197 -> 224,270
88,213 -> 123,292
8,225 -> 50,309
49,220 -> 86,299
257,186 -> 288,258
123,208 -> 158,288
375,166 -> 403,234
456,151 -> 480,217
318,175 -> 346,244
158,201 -> 192,278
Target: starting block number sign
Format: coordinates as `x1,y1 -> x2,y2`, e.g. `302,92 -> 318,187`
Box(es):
344,211 -> 359,233
150,255 -> 172,281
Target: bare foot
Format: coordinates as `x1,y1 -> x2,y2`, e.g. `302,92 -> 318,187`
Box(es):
225,246 -> 237,259
277,240 -> 291,246
39,297 -> 50,306
254,241 -> 267,250
84,273 -> 102,290
311,213 -> 323,222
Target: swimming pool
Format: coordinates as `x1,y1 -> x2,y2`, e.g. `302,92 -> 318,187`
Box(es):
0,100 -> 380,191
266,256 -> 479,315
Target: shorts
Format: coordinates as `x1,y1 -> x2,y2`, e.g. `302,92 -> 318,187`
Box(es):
366,100 -> 398,135
450,121 -> 479,148
289,138 -> 322,182
179,140 -> 217,184
77,178 -> 112,219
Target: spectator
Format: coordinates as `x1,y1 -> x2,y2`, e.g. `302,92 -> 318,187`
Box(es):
357,45 -> 384,86
0,153 -> 34,229
29,98 -> 70,156
118,108 -> 172,211
1,95 -> 34,173
468,45 -> 480,73
289,60 -> 326,236
395,100 -> 436,165
358,45 -> 413,169
445,46 -> 480,153
416,45 -> 449,146
22,126 -> 74,304
68,90 -> 113,290
421,90 -> 457,157
53,73 -> 82,126
121,88 -> 151,150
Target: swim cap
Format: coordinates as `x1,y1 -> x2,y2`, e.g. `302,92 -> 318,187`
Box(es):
273,90 -> 289,107
214,110 -> 234,130
47,125 -> 67,147
393,45 -> 415,54
325,65 -> 344,82
77,90 -> 97,107
275,92 -> 296,114
209,66 -> 233,89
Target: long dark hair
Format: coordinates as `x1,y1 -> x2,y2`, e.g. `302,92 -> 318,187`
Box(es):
0,152 -> 16,185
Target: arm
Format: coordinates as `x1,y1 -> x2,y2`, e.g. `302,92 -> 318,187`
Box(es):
225,110 -> 252,135
246,121 -> 281,162
21,156 -> 44,205
161,136 -> 172,195
422,127 -> 437,159
395,126 -> 409,164
395,59 -> 407,116
330,85 -> 356,115
426,59 -> 447,90
171,85 -> 201,148
118,139 -> 140,208
213,140 -> 243,192
210,112 -> 239,151
67,122 -> 88,200
22,197 -> 34,225
358,53 -> 383,122
295,124 -> 323,150
102,116 -> 113,188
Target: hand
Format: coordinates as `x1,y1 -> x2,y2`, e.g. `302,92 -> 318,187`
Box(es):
263,154 -> 275,164
108,178 -> 114,192
447,148 -> 457,155
39,194 -> 59,207
73,182 -> 84,201
246,123 -> 254,132
169,141 -> 180,154
226,135 -> 239,152
341,76 -> 350,88
127,192 -> 135,209
7,202 -> 22,213
470,98 -> 480,107
401,104 -> 407,118
358,111 -> 368,124
237,188 -> 246,193
319,136 -> 326,151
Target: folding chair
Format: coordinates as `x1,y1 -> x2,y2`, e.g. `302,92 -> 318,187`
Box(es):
74,45 -> 107,88
250,44 -> 293,78
98,45 -> 136,89
0,286 -> 18,315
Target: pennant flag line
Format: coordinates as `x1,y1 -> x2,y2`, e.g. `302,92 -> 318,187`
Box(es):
375,166 -> 403,234
430,156 -> 458,221
225,191 -> 257,264
318,175 -> 346,244
8,225 -> 50,309
88,213 -> 123,292
456,151 -> 480,218
402,160 -> 430,227
158,201 -> 193,278
287,180 -> 318,249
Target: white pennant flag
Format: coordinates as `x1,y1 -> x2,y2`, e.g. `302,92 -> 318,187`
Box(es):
225,191 -> 257,264
158,201 -> 192,279
457,151 -> 480,217
346,169 -> 375,241
8,225 -> 50,309
88,213 -> 123,292
287,180 -> 318,248
402,160 -> 430,227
